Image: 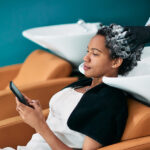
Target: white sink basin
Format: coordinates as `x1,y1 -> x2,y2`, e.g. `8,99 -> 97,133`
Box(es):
22,21 -> 100,67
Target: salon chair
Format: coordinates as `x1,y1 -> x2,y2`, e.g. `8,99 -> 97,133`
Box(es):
0,49 -> 76,121
0,97 -> 150,149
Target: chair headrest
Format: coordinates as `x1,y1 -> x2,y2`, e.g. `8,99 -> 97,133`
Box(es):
11,50 -> 72,87
121,98 -> 150,141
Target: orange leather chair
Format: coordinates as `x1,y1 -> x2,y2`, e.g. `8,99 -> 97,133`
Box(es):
0,97 -> 150,149
0,49 -> 74,120
0,49 -> 72,90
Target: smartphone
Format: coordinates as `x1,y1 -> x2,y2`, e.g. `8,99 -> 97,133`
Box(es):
9,81 -> 32,108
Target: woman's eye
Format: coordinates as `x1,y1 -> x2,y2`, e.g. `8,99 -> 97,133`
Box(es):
93,53 -> 99,56
86,50 -> 99,56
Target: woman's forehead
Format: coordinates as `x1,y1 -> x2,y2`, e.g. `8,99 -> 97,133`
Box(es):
89,35 -> 105,46
88,35 -> 109,53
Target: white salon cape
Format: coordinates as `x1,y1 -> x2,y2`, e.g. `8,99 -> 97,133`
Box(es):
1,88 -> 85,150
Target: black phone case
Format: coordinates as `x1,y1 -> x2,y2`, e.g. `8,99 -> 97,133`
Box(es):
9,81 -> 31,107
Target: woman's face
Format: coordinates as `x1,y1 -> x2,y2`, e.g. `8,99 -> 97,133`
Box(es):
83,35 -> 115,78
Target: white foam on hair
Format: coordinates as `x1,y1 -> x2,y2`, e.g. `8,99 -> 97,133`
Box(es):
97,23 -> 144,75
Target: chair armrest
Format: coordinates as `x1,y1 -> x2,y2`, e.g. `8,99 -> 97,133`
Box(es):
98,136 -> 150,150
0,108 -> 49,148
0,77 -> 78,120
0,64 -> 22,90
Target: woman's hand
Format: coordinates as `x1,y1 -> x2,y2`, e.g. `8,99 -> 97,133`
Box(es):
16,95 -> 74,150
16,94 -> 46,133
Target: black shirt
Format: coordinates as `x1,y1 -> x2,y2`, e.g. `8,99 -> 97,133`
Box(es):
66,77 -> 128,147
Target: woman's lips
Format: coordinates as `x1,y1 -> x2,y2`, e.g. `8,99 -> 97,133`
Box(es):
83,65 -> 91,71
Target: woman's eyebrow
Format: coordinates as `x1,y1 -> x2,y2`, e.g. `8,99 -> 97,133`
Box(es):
91,48 -> 103,53
87,47 -> 103,53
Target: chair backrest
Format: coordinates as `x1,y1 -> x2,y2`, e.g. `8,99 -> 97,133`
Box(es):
121,98 -> 150,141
8,50 -> 72,87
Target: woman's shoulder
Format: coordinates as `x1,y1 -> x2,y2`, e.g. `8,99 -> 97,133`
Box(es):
86,83 -> 127,109
86,82 -> 126,98
102,83 -> 126,98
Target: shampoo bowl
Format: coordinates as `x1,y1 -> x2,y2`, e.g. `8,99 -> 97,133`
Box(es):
22,20 -> 100,67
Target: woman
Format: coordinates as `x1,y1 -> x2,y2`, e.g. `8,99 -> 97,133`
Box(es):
2,24 -> 150,150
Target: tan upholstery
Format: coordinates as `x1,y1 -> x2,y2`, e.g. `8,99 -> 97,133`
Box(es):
99,136 -> 150,150
5,49 -> 72,89
121,98 -> 150,140
0,64 -> 22,90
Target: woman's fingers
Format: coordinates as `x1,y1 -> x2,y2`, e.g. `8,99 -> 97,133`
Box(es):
15,97 -> 42,116
16,97 -> 32,112
15,97 -> 45,130
29,101 -> 41,111
16,106 -> 20,112
18,93 -> 40,107
29,100 -> 41,107
16,97 -> 22,107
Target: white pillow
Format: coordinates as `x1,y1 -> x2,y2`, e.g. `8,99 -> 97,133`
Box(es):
79,46 -> 150,105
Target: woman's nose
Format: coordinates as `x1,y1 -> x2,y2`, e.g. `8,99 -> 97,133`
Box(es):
83,53 -> 90,62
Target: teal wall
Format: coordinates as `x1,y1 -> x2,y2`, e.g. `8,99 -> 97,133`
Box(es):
0,0 -> 149,67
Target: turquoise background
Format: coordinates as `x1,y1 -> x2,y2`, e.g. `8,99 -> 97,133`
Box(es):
0,0 -> 149,67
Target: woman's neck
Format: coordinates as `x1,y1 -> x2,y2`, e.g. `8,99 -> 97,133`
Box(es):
90,78 -> 103,88
90,73 -> 118,88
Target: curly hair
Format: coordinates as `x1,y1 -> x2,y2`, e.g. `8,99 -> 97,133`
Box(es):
96,24 -> 144,76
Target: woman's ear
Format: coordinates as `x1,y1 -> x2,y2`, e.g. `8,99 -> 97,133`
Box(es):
112,58 -> 123,68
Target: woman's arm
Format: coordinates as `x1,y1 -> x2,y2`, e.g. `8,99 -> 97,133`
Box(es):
16,94 -> 103,150
16,96 -> 73,150
36,122 -> 73,150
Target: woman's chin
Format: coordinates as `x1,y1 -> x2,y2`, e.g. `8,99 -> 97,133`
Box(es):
84,72 -> 93,78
